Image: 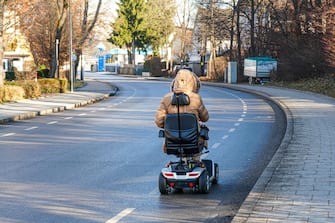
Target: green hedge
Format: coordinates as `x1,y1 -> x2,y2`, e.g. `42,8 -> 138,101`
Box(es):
0,85 -> 25,102
38,78 -> 68,93
143,56 -> 163,76
0,78 -> 68,102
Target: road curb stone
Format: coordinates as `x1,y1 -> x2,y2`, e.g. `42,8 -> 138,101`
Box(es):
0,79 -> 117,124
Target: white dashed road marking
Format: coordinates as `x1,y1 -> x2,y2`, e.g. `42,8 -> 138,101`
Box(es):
25,126 -> 38,131
105,208 -> 136,223
47,121 -> 58,125
1,133 -> 16,137
222,135 -> 229,140
211,143 -> 221,149
228,128 -> 236,133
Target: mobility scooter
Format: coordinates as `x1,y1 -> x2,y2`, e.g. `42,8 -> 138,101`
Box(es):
158,93 -> 219,194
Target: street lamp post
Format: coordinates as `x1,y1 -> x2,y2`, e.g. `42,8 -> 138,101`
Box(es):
55,38 -> 59,79
69,0 -> 74,92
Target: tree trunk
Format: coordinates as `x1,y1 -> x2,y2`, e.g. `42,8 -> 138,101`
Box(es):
0,0 -> 4,86
131,36 -> 135,66
49,0 -> 68,79
74,49 -> 83,80
50,30 -> 62,78
236,0 -> 243,81
127,46 -> 132,65
250,0 -> 255,56
72,0 -> 102,79
229,1 -> 236,61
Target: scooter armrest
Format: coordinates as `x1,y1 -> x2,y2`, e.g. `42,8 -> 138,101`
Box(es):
158,129 -> 165,138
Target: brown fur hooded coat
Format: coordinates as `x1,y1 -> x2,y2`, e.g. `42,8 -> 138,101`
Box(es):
155,69 -> 209,129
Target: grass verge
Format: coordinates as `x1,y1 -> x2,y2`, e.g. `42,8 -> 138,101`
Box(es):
269,75 -> 335,98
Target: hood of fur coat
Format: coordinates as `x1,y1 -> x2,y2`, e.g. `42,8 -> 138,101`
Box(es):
172,69 -> 200,94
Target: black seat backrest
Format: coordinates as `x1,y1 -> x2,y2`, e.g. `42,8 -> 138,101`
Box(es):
164,113 -> 200,155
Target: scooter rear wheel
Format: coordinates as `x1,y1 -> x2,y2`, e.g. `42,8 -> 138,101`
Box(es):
159,173 -> 168,195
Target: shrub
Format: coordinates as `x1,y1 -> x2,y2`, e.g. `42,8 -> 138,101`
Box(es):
37,69 -> 50,78
14,80 -> 41,98
143,56 -> 163,76
0,85 -> 25,102
5,71 -> 15,81
143,60 -> 150,72
38,78 -> 67,93
1,78 -> 68,102
59,79 -> 68,93
15,70 -> 34,80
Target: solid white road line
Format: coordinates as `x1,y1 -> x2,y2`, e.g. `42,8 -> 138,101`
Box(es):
105,208 -> 136,223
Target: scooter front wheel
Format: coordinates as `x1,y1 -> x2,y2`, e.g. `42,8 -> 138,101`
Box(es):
212,163 -> 219,184
198,170 -> 210,194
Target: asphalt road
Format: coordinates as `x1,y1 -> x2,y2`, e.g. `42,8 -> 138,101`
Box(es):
0,74 -> 285,223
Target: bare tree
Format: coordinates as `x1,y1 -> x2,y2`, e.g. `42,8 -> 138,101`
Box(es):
50,0 -> 70,78
72,0 -> 102,80
265,0 -> 335,80
321,4 -> 335,73
175,0 -> 196,65
195,0 -> 233,79
16,0 -> 101,80
16,0 -> 68,78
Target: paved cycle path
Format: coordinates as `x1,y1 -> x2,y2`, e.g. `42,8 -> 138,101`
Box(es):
224,84 -> 335,223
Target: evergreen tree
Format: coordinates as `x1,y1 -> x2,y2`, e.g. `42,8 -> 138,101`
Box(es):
108,0 -> 176,64
108,0 -> 147,66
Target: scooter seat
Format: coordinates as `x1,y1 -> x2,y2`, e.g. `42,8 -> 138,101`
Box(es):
164,113 -> 200,155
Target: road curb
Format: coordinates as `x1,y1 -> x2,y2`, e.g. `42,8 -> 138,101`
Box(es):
0,86 -> 118,125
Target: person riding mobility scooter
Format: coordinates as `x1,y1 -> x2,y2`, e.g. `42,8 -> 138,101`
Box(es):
155,70 -> 219,194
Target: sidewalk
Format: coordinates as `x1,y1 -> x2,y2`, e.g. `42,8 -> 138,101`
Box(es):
0,79 -> 117,124
224,84 -> 335,223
